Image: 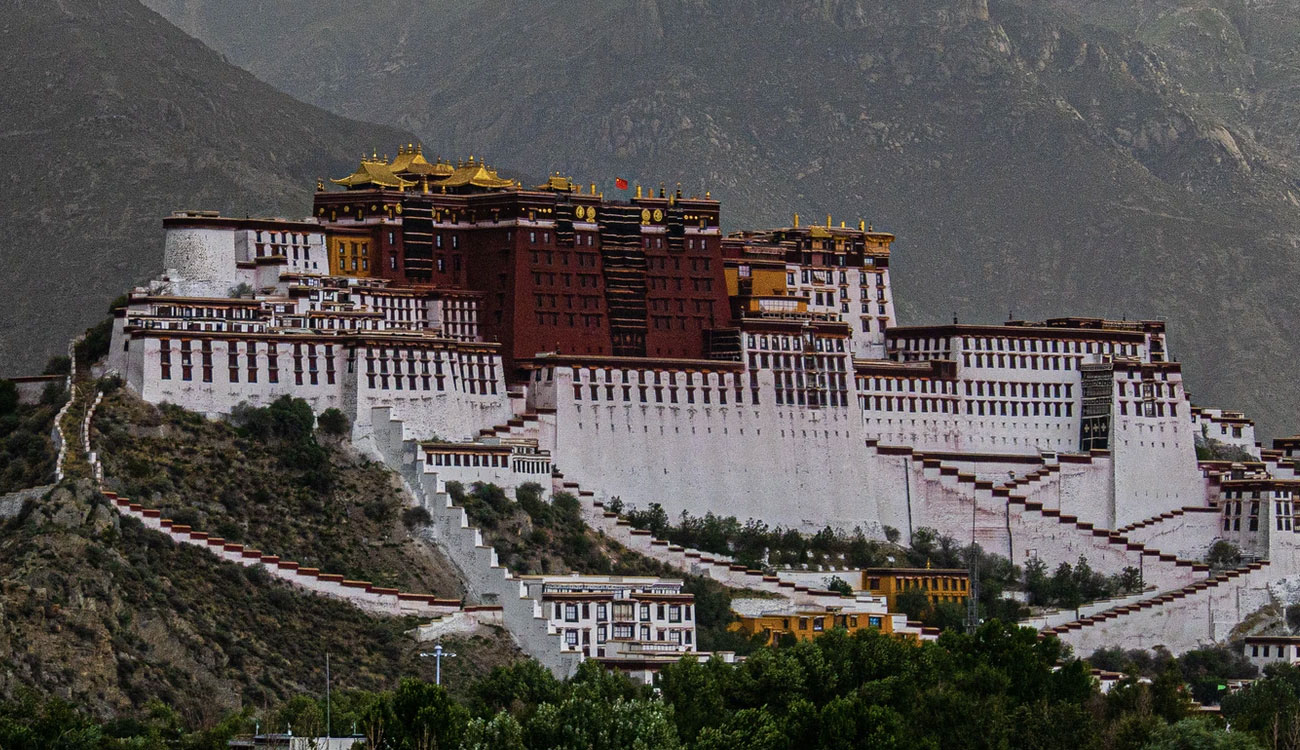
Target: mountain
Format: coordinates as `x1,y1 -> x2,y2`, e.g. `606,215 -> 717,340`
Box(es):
0,0 -> 413,377
140,0 -> 1300,437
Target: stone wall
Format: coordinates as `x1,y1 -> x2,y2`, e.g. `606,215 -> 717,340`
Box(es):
370,407 -> 581,677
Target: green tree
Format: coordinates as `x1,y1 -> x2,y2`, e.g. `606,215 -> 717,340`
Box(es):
895,586 -> 931,622
0,380 -> 17,416
317,407 -> 349,436
1141,718 -> 1264,749
1207,541 -> 1242,571
389,677 -> 469,750
460,712 -> 525,750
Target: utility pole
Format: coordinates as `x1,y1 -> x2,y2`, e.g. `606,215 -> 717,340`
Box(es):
419,644 -> 456,686
325,652 -> 331,739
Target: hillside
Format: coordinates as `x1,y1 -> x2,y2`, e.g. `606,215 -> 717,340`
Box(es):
142,0 -> 1300,437
0,480 -> 518,722
93,389 -> 465,596
0,0 -> 413,378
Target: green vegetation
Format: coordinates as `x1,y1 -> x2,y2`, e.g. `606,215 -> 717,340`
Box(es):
618,502 -> 898,570
1089,645 -> 1258,706
0,379 -> 61,493
1208,541 -> 1244,571
94,390 -> 463,595
1195,432 -> 1256,463
1024,557 -> 1144,613
2,621 -> 1283,749
1222,662 -> 1300,746
617,509 -> 1145,628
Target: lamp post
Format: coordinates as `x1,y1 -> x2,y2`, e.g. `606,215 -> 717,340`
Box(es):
419,644 -> 456,686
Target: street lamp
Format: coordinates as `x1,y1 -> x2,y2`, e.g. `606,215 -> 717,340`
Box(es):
419,644 -> 456,686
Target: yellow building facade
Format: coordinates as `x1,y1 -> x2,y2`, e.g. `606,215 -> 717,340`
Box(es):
863,567 -> 969,610
327,232 -> 375,277
730,607 -> 905,646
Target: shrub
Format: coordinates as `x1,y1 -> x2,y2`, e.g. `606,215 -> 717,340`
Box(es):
0,381 -> 17,416
317,408 -> 349,437
75,318 -> 114,367
516,482 -> 548,521
42,355 -> 70,376
401,506 -> 432,529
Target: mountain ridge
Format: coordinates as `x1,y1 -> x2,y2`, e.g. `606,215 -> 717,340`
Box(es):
139,0 -> 1300,436
0,0 -> 414,378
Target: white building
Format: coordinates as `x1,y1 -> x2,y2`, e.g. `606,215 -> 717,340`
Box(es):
1244,635 -> 1300,670
520,574 -> 697,660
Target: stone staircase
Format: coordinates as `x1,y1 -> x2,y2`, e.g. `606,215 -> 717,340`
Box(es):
1043,562 -> 1273,654
891,443 -> 1209,591
371,406 -> 582,677
476,408 -> 551,442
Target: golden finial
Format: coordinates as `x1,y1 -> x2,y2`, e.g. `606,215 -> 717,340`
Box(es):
421,177 -> 429,194
840,220 -> 846,228
659,183 -> 665,198
590,183 -> 596,195
826,214 -> 832,227
636,185 -> 643,199
316,177 -> 324,191
859,219 -> 866,231
383,153 -> 389,163
416,143 -> 423,155
371,149 -> 378,160
675,182 -> 682,198
868,223 -> 873,231
705,191 -> 711,199
793,213 -> 800,228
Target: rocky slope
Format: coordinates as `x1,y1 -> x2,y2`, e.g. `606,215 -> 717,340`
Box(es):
143,0 -> 1300,436
93,389 -> 465,596
0,480 -> 518,722
0,0 -> 413,378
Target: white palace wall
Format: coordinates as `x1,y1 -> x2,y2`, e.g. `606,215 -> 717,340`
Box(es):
116,332 -> 512,447
532,364 -> 902,533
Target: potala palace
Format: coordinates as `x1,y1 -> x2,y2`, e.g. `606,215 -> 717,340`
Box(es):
96,146 -> 1300,671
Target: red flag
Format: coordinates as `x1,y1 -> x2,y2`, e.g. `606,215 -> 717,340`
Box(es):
615,177 -> 629,190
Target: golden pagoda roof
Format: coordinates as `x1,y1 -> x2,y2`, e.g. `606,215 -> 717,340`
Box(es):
389,143 -> 455,178
537,173 -> 577,192
436,156 -> 514,189
330,154 -> 415,189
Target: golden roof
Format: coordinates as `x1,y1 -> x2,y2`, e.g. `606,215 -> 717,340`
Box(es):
390,143 -> 454,178
537,174 -> 576,192
437,156 -> 514,189
330,153 -> 415,189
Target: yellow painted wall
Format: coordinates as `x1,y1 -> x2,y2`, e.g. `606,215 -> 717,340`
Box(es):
729,610 -> 905,646
863,570 -> 969,611
328,234 -> 373,277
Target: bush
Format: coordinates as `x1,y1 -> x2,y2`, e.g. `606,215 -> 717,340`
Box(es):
516,483 -> 548,521
42,355 -> 70,376
317,408 -> 349,437
402,506 -> 431,529
75,318 -> 114,367
1207,541 -> 1242,570
0,381 -> 17,416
